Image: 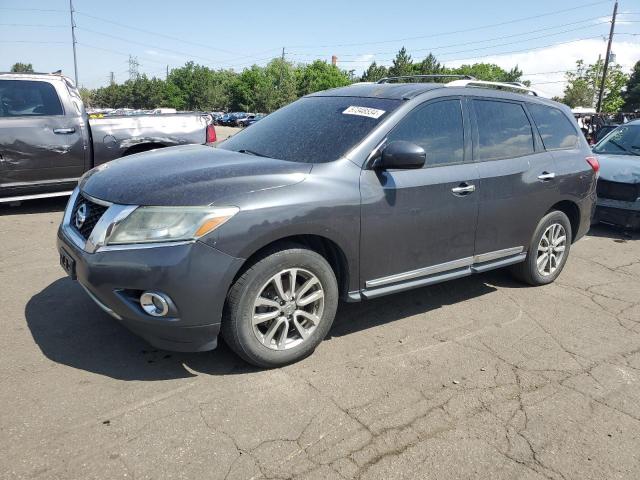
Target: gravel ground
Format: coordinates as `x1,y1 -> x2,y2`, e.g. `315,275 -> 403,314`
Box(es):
1,198 -> 639,480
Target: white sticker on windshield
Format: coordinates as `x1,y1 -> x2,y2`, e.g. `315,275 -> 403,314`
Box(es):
342,106 -> 386,119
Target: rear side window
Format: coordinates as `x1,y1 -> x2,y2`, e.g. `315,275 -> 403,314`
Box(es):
0,80 -> 63,117
473,100 -> 534,161
386,99 -> 464,167
527,103 -> 579,150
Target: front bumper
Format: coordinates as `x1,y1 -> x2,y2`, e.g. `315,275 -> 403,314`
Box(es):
595,195 -> 640,230
57,227 -> 244,352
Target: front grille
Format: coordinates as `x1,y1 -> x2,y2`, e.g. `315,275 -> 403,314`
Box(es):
597,180 -> 640,202
70,194 -> 109,240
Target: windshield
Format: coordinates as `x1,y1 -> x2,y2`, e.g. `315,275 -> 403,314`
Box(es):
593,125 -> 640,156
219,96 -> 401,163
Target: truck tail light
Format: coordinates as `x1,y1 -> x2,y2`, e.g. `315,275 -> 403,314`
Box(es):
586,156 -> 599,173
206,124 -> 217,143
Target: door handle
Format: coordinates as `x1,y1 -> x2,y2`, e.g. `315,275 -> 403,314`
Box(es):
53,128 -> 76,134
451,183 -> 476,195
537,172 -> 556,181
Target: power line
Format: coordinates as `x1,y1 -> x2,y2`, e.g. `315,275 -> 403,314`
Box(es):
74,10 -> 239,57
75,26 -> 265,68
0,23 -> 67,28
0,40 -> 67,44
0,7 -> 65,12
76,42 -> 168,65
334,35 -> 606,64
288,20 -> 610,59
288,0 -> 613,49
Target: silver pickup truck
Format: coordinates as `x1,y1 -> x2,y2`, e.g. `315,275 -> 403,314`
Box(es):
0,72 -> 215,203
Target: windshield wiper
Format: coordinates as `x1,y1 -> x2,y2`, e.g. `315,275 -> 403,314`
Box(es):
607,139 -> 640,156
237,149 -> 271,158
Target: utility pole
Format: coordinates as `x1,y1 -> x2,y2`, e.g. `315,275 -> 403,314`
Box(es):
69,0 -> 78,86
278,47 -> 285,92
109,71 -> 115,85
166,65 -> 169,80
596,0 -> 617,112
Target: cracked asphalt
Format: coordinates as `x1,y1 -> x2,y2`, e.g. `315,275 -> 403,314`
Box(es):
1,198 -> 639,480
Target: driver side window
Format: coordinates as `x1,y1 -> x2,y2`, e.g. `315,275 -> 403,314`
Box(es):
387,99 -> 464,167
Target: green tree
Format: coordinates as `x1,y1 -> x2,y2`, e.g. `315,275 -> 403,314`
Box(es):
562,59 -> 628,112
414,53 -> 444,76
388,47 -> 413,77
295,60 -> 351,96
622,60 -> 640,112
10,62 -> 34,73
360,62 -> 388,82
78,87 -> 94,108
448,63 -> 524,82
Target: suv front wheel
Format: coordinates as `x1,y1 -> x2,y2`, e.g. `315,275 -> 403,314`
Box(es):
512,210 -> 572,286
222,246 -> 339,367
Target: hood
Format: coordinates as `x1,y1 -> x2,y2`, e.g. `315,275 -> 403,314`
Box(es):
80,144 -> 311,206
597,153 -> 640,183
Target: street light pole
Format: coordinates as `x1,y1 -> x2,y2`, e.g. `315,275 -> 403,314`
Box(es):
69,0 -> 79,86
596,0 -> 618,112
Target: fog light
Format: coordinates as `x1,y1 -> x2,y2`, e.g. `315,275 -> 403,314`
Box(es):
140,291 -> 170,317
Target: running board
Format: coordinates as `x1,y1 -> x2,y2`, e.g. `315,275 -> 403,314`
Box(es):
0,190 -> 74,203
358,252 -> 527,301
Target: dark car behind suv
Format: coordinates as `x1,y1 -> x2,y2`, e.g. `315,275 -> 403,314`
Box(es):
57,78 -> 597,367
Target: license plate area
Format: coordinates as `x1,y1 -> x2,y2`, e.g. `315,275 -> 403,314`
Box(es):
60,249 -> 76,280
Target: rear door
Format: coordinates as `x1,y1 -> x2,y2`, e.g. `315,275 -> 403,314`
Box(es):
0,79 -> 86,191
359,97 -> 479,290
470,98 -> 558,256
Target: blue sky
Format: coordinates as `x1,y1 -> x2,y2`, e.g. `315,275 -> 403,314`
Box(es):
1,0 -> 638,96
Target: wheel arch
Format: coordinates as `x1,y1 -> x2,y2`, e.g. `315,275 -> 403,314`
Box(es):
121,142 -> 168,157
548,200 -> 580,242
231,234 -> 351,300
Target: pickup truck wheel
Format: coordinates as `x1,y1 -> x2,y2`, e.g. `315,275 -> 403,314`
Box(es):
222,247 -> 338,368
511,210 -> 572,286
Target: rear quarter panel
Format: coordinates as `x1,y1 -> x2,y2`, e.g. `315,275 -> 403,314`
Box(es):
90,114 -> 208,165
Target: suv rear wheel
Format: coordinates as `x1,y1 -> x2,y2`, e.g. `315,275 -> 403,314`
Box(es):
512,210 -> 572,286
222,247 -> 338,367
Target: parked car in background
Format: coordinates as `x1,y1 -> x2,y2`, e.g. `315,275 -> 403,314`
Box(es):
594,123 -> 620,143
0,72 -> 216,203
244,113 -> 266,127
211,112 -> 224,124
236,114 -> 256,127
57,78 -> 596,367
592,121 -> 640,230
150,108 -> 177,114
231,112 -> 251,127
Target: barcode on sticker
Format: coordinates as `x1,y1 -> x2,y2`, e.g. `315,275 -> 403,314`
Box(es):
342,106 -> 386,119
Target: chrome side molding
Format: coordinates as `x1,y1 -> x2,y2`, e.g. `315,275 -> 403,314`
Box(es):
0,190 -> 74,203
366,246 -> 524,289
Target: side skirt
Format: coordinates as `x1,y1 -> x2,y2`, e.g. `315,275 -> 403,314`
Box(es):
347,250 -> 526,302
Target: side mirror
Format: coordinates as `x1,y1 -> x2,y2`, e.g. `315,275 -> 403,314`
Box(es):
376,141 -> 426,170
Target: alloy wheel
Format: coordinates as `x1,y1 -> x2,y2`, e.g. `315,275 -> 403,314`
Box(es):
252,268 -> 325,350
536,223 -> 567,276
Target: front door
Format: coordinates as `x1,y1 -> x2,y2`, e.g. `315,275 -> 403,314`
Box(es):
360,98 -> 479,291
0,79 -> 85,190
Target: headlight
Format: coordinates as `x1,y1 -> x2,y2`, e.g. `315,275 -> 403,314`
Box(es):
106,206 -> 239,245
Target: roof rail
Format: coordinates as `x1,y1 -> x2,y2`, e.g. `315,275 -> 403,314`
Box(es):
446,79 -> 539,96
377,74 -> 476,84
0,70 -> 64,76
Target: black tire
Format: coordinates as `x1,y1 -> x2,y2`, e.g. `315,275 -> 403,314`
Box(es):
511,210 -> 572,286
221,246 -> 338,368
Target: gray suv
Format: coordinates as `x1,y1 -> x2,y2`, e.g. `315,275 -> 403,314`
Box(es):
57,78 -> 597,367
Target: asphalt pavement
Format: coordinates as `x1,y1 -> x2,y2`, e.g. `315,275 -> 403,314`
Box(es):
1,198 -> 639,480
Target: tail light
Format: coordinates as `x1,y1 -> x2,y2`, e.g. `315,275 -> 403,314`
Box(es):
586,156 -> 599,173
206,124 -> 217,143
